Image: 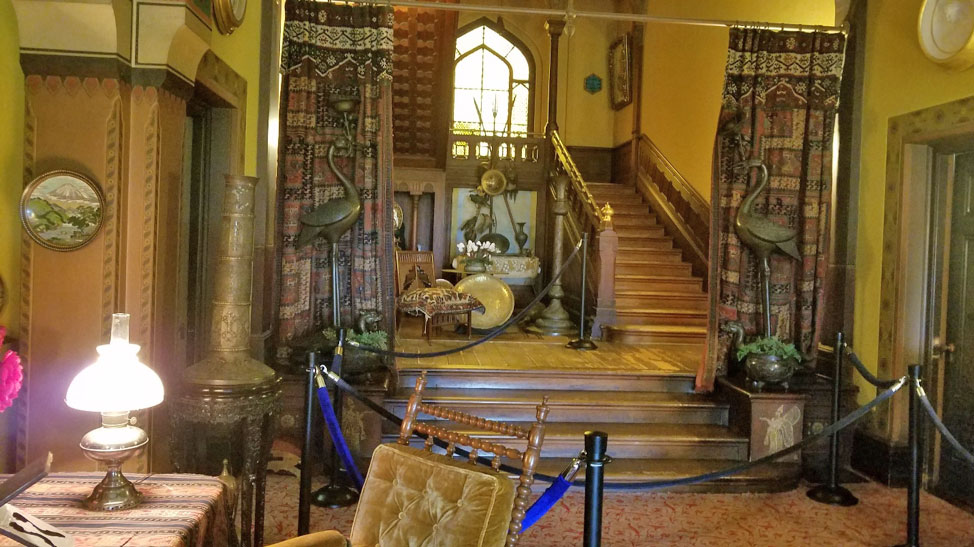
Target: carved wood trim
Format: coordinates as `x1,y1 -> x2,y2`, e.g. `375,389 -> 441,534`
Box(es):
635,134 -> 710,281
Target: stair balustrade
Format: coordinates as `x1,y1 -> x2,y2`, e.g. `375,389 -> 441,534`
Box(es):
549,130 -> 617,339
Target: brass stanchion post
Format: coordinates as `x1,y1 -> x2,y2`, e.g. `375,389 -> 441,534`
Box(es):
530,174 -> 577,336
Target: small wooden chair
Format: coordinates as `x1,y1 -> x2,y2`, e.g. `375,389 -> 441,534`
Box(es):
398,372 -> 550,546
395,250 -> 481,342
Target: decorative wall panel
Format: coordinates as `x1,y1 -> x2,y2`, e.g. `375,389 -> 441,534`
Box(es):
391,4 -> 457,167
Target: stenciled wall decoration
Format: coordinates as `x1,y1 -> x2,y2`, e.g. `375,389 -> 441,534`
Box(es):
20,170 -> 104,252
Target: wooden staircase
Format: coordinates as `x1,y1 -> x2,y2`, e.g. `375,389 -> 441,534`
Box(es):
384,366 -> 799,492
587,181 -> 708,345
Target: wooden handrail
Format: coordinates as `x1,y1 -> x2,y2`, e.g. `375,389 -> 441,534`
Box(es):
550,130 -> 614,230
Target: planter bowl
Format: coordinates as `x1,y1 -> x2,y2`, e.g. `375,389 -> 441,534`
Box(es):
744,353 -> 797,389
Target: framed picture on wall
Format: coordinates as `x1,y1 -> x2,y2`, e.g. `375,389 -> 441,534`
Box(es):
609,33 -> 633,110
20,170 -> 105,252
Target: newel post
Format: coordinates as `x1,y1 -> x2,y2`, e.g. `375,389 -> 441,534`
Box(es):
592,216 -> 617,339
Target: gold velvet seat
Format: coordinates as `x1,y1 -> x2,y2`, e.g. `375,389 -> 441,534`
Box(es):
269,372 -> 549,547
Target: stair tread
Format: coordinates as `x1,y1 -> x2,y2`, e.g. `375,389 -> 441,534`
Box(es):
387,388 -> 723,407
398,366 -> 695,377
402,421 -> 745,442
606,324 -> 707,334
616,289 -> 707,297
616,274 -> 701,281
617,257 -> 687,264
615,308 -> 708,316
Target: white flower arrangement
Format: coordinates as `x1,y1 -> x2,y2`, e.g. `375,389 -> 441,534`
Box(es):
456,240 -> 497,261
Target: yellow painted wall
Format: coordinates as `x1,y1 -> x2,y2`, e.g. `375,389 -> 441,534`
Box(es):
853,0 -> 974,399
0,0 -> 23,334
627,1 -> 834,198
209,0 -> 262,176
562,11 -> 615,147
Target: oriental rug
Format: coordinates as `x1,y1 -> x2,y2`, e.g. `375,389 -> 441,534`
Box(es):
264,474 -> 974,546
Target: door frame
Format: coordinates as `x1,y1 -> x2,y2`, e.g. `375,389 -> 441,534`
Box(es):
876,96 -> 974,489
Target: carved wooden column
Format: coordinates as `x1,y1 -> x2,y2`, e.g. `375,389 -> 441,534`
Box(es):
544,19 -> 565,137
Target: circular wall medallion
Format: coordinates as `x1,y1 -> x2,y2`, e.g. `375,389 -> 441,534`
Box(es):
214,0 -> 247,35
919,0 -> 974,70
455,273 -> 514,330
20,170 -> 105,252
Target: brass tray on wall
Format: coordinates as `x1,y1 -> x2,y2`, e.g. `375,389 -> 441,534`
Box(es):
455,273 -> 514,330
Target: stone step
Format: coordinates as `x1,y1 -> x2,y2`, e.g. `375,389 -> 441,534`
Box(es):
616,260 -> 692,277
616,274 -> 703,293
612,225 -> 666,239
398,368 -> 695,393
615,248 -> 684,263
603,325 -> 708,345
384,388 -> 728,425
615,290 -> 709,309
386,422 -> 748,460
614,307 -> 709,327
617,236 -> 673,250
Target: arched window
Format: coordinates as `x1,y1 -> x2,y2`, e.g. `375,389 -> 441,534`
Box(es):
452,19 -> 534,136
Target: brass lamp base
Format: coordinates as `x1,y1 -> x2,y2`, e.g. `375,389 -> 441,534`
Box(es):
82,466 -> 143,511
79,411 -> 149,511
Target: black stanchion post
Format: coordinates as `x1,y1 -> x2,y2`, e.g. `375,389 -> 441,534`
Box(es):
584,430 -> 608,547
568,232 -> 597,350
808,332 -> 859,506
312,329 -> 359,508
298,352 -> 316,535
896,363 -> 922,547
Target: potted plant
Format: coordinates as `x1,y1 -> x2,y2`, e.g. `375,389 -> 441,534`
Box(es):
287,313 -> 392,388
736,335 -> 802,389
456,240 -> 497,273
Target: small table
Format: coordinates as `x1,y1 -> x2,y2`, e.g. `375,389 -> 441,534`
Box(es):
0,473 -> 227,547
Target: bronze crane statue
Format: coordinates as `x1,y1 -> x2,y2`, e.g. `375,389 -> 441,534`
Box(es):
734,159 -> 801,337
297,96 -> 363,328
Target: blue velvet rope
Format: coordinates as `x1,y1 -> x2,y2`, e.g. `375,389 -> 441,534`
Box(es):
523,475 -> 571,530
316,384 -> 365,490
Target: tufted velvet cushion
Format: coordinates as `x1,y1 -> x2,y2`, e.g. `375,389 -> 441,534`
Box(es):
349,444 -> 514,547
397,288 -> 484,318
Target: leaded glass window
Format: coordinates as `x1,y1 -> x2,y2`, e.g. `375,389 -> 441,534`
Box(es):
452,21 -> 534,136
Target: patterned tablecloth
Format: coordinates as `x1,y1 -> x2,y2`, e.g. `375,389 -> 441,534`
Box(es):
0,473 -> 227,547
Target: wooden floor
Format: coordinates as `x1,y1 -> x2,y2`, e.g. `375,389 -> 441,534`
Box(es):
395,317 -> 700,373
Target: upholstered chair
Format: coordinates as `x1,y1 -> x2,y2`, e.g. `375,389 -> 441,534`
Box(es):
268,372 -> 549,547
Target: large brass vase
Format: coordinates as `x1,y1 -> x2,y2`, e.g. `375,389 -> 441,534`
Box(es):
183,174 -> 277,387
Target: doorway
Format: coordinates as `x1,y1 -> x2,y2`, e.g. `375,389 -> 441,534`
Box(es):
179,94 -> 233,365
929,149 -> 974,509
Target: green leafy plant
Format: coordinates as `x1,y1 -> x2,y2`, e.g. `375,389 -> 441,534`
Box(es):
736,335 -> 802,362
348,329 -> 388,350
319,328 -> 389,350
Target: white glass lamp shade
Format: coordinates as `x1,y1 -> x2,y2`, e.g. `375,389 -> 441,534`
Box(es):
66,338 -> 164,413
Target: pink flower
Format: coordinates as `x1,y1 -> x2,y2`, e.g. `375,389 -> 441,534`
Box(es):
0,327 -> 23,413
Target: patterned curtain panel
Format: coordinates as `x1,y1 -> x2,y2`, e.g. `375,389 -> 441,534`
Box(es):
701,28 -> 845,390
275,0 -> 396,365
